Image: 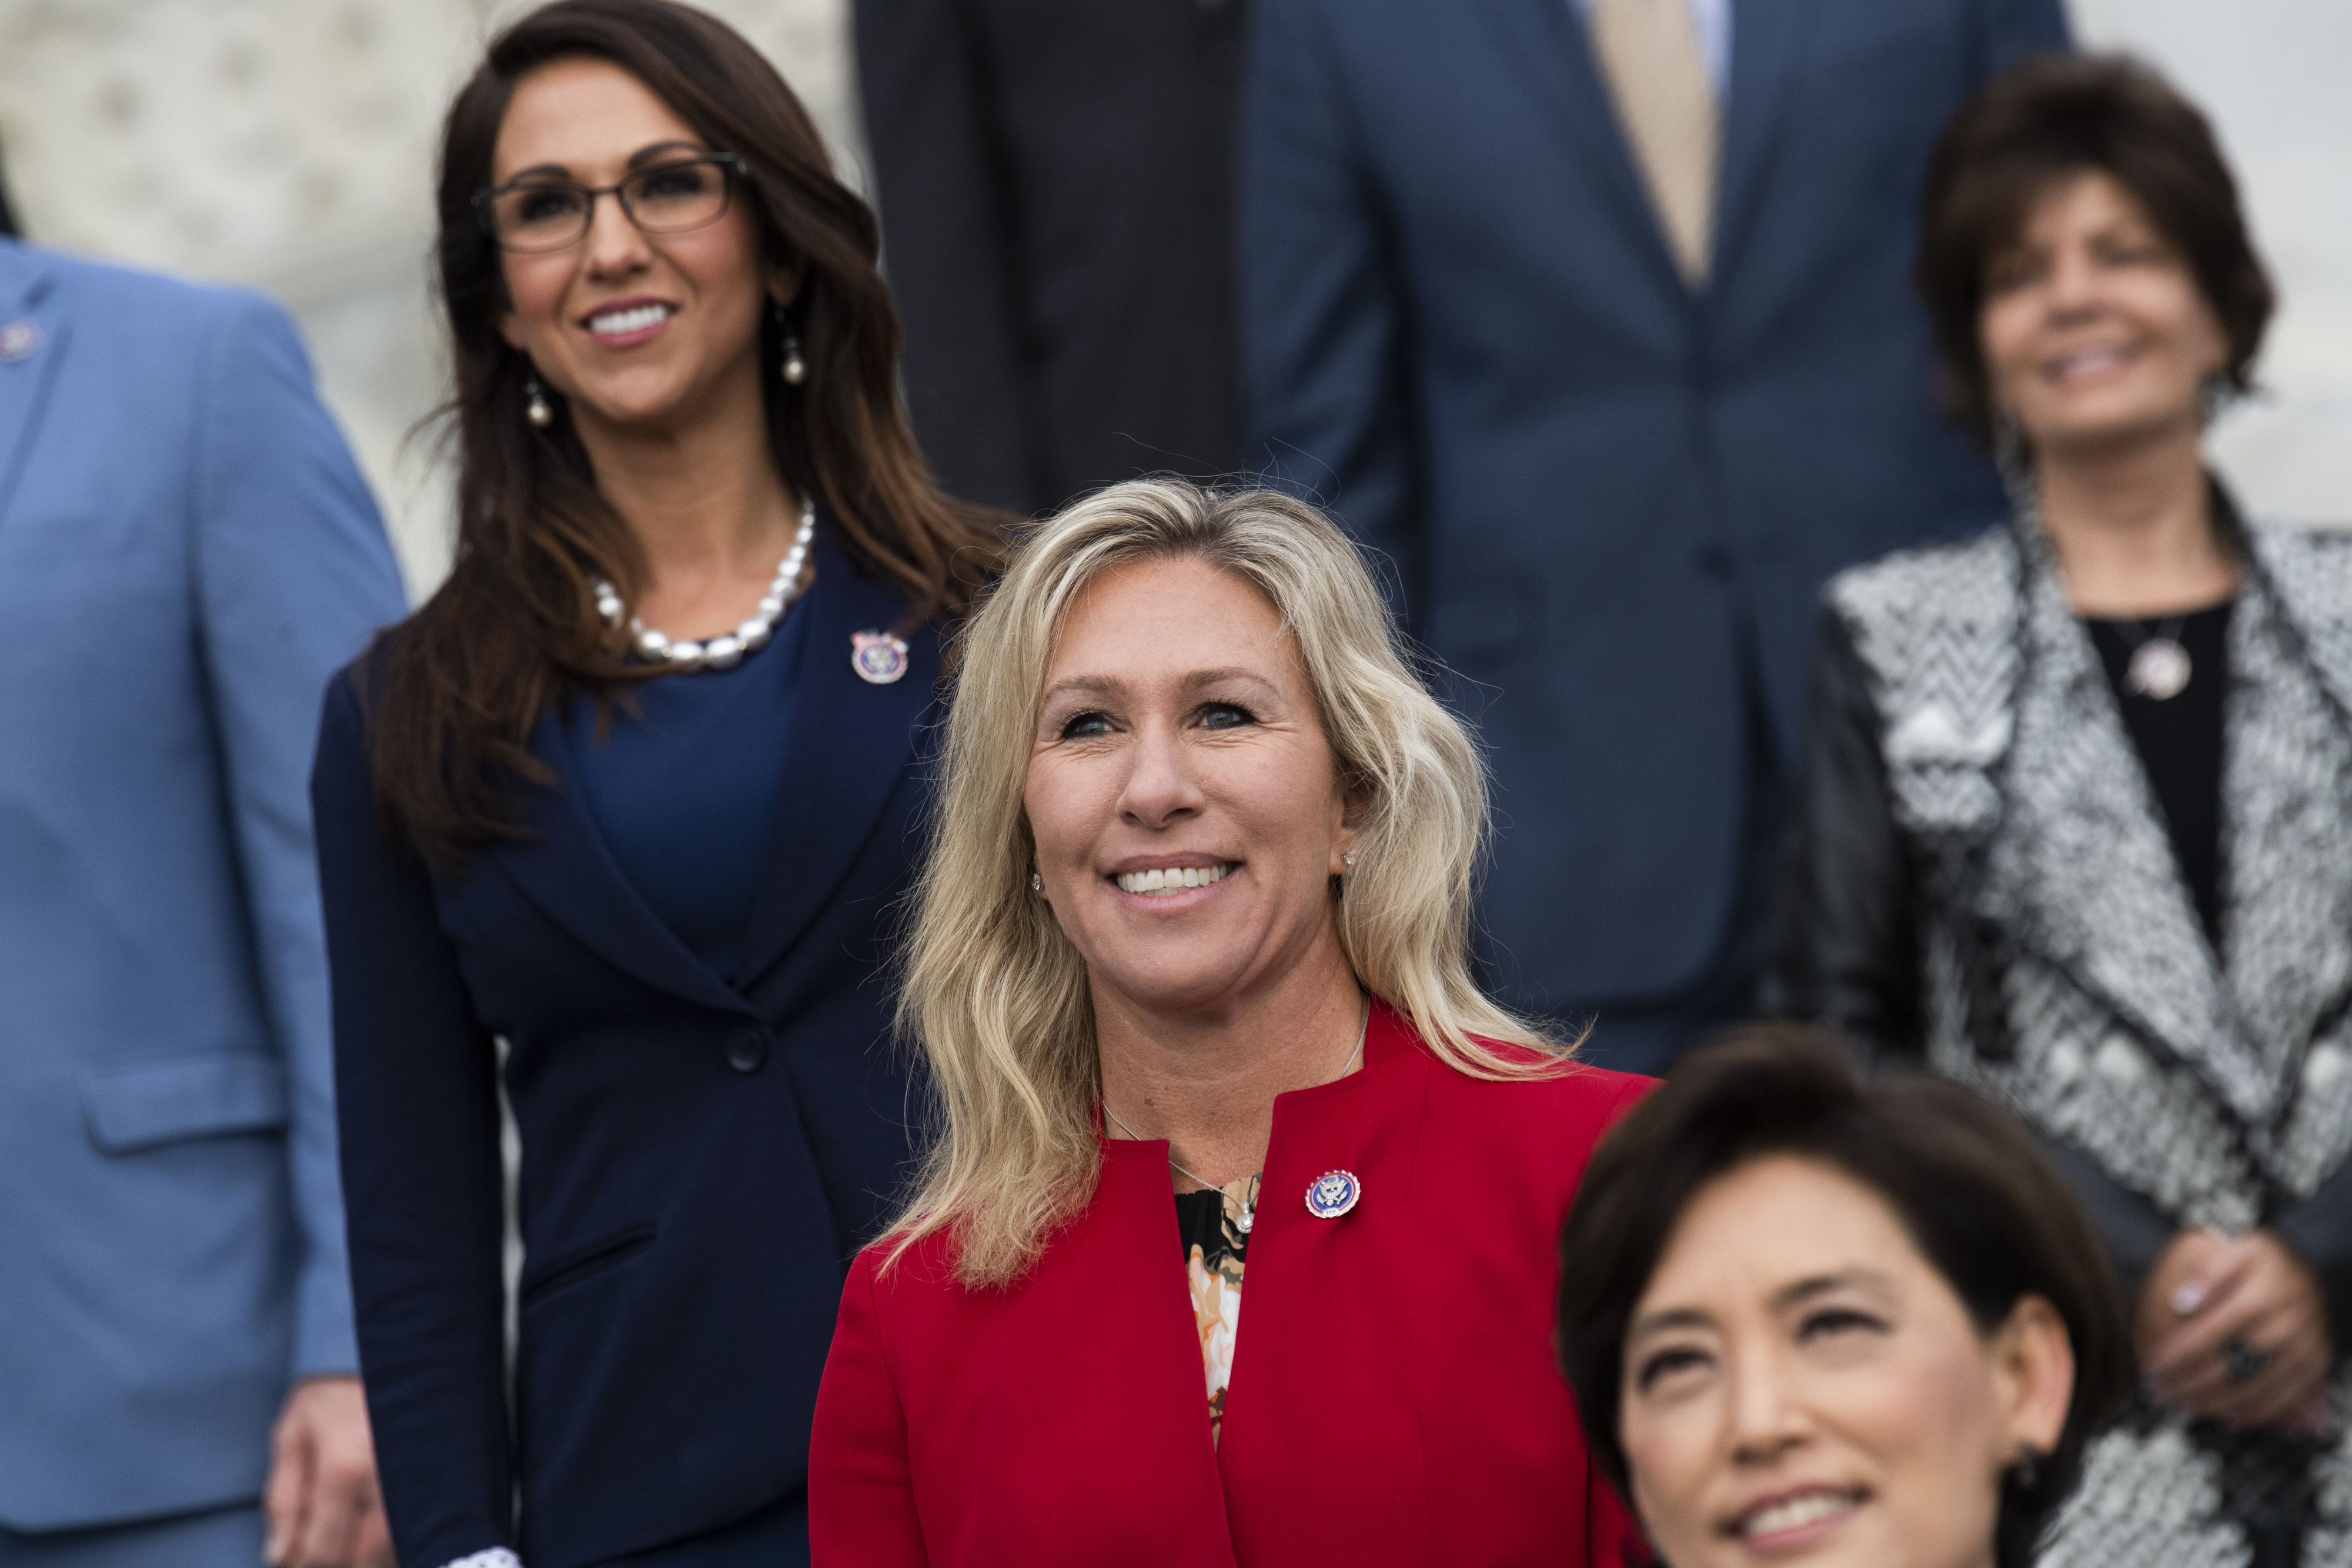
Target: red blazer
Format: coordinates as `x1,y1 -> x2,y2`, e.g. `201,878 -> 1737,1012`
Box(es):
810,1005 -> 1653,1566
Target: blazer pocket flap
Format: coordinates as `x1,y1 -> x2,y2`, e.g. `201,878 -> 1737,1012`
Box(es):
80,1052 -> 290,1154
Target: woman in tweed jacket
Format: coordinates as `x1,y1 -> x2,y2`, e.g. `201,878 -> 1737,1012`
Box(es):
1769,57 -> 2352,1568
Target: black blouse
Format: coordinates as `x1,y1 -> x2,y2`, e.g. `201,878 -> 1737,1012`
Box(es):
2084,601 -> 2233,951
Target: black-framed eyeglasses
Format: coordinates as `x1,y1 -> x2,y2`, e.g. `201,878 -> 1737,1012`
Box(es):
473,152 -> 746,254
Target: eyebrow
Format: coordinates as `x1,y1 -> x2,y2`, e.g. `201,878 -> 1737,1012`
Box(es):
1625,1269 -> 1893,1341
1038,674 -> 1122,709
1182,666 -> 1279,694
1037,667 -> 1280,710
1626,1306 -> 1714,1340
503,139 -> 709,183
1770,1269 -> 1890,1310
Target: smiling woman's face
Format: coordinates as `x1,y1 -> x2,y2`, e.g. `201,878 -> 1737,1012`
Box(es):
1618,1156 -> 2071,1568
1024,554 -> 1355,1020
1978,168 -> 2227,462
491,55 -> 785,436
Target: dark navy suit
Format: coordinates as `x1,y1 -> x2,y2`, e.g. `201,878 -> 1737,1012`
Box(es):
313,533 -> 937,1568
1241,0 -> 2067,1068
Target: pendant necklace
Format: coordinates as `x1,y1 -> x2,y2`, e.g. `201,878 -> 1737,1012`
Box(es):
1100,999 -> 1369,1235
2119,612 -> 2193,701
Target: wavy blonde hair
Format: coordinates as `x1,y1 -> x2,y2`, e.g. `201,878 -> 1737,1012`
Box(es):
887,479 -> 1569,1286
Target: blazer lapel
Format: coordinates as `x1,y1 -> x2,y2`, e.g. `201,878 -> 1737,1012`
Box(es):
0,244 -> 70,524
1216,1008 -> 1439,1554
2218,553 -> 2352,1096
480,706 -> 747,1015
1980,553 -> 2278,1124
1709,0 -> 1824,286
733,531 -> 940,993
1465,0 -> 1688,296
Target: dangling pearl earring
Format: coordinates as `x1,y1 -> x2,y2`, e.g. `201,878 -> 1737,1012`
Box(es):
524,375 -> 553,429
780,326 -> 807,386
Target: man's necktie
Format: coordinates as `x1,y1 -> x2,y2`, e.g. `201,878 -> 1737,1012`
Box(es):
1588,0 -> 1720,288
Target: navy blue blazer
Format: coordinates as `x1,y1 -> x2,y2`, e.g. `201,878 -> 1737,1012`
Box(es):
314,531 -> 938,1568
1241,0 -> 2067,1017
0,240 -> 404,1532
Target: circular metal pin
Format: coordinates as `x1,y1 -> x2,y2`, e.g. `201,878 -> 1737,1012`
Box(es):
1304,1168 -> 1361,1219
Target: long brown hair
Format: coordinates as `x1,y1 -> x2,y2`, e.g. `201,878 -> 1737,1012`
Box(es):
372,0 -> 1001,862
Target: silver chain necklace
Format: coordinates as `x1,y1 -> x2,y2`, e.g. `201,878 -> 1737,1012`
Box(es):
1100,999 -> 1369,1235
593,496 -> 815,671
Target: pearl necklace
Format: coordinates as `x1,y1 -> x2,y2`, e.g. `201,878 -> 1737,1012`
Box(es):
593,497 -> 816,671
1100,998 -> 1369,1235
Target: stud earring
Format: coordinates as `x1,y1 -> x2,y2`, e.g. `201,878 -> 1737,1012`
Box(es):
781,326 -> 807,386
1342,850 -> 1357,868
1030,870 -> 1044,893
524,375 -> 553,429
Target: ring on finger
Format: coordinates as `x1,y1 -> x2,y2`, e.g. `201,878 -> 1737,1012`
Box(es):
2223,1336 -> 2270,1386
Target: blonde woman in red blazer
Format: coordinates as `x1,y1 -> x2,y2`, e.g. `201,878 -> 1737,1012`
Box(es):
810,479 -> 1652,1566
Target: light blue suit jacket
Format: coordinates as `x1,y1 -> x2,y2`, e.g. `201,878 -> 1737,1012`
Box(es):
0,239 -> 406,1532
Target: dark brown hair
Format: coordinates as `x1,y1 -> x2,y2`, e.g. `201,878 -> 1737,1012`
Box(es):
370,0 -> 1002,861
1557,1025 -> 2129,1568
1916,54 -> 2274,446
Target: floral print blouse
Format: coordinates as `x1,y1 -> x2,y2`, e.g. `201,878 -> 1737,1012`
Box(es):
1173,1174 -> 1259,1447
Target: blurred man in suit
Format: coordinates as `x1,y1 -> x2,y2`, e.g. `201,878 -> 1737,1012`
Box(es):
0,161 -> 407,1566
856,0 -> 1246,516
1242,0 -> 2068,1072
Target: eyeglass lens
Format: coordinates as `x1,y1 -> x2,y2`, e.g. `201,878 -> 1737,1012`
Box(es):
487,159 -> 732,251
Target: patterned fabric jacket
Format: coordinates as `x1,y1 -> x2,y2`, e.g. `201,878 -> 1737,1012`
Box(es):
1772,504 -> 2352,1566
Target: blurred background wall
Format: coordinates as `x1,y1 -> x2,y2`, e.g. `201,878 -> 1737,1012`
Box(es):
0,0 -> 864,599
0,0 -> 2343,602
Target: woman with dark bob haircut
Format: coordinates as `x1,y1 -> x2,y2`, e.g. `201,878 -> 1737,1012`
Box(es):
1769,54 -> 2352,1568
310,2 -> 1003,1566
1558,1026 -> 2132,1568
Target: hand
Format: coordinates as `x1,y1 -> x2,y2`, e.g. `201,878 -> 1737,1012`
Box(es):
2138,1228 -> 2334,1429
263,1376 -> 396,1568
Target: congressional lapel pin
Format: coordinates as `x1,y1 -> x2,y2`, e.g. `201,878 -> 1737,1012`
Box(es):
1304,1169 -> 1361,1220
851,629 -> 910,685
0,319 -> 41,364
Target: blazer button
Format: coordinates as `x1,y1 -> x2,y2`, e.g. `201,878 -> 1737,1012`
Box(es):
724,1028 -> 769,1074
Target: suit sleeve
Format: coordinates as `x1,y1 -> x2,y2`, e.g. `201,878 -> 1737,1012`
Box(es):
188,290 -> 408,1381
2033,1132 -> 2175,1326
1976,0 -> 2071,73
810,1249 -> 931,1567
854,0 -> 1041,513
1759,607 -> 1926,1062
2271,1157 -> 2352,1361
312,677 -> 517,1567
1238,0 -> 1424,621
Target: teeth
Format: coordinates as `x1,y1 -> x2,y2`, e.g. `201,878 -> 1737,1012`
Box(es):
588,304 -> 672,335
1740,1493 -> 1855,1538
2055,347 -> 2126,376
1115,863 -> 1233,896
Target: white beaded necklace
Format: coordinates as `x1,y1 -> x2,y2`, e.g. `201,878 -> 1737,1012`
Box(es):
593,496 -> 816,671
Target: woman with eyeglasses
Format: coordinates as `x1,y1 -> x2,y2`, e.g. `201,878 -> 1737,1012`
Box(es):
309,4 -> 1001,1567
